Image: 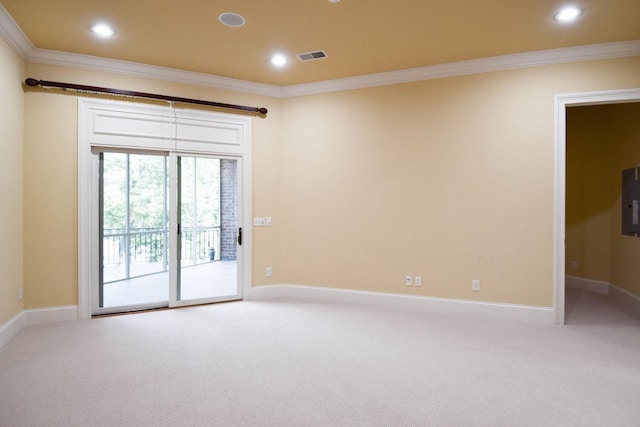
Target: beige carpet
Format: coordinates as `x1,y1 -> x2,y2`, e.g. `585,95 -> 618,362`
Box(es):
0,288 -> 639,426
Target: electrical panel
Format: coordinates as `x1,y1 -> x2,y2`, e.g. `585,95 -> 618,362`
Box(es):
621,167 -> 640,237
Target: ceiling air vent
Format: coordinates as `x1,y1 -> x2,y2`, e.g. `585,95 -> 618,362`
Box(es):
296,50 -> 328,62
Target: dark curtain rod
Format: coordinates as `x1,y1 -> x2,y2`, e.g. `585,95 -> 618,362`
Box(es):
24,78 -> 268,115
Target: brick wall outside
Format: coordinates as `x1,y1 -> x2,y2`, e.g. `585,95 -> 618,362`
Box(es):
220,159 -> 237,260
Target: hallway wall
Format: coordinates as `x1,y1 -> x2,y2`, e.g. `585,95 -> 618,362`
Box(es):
566,102 -> 640,298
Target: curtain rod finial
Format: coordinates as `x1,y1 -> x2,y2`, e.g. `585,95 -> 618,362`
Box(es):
25,78 -> 40,87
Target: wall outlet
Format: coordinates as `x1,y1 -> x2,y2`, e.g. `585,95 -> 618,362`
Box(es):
18,287 -> 23,301
570,260 -> 578,270
266,267 -> 273,278
265,217 -> 272,226
472,279 -> 481,292
405,275 -> 413,286
415,276 -> 422,287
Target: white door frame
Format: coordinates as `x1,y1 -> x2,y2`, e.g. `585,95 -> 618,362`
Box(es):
78,98 -> 253,319
553,87 -> 640,324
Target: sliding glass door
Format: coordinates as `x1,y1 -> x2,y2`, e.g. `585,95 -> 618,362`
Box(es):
175,155 -> 239,304
95,151 -> 241,315
99,152 -> 169,310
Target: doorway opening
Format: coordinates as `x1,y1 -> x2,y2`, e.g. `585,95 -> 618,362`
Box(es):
564,102 -> 640,324
554,88 -> 640,324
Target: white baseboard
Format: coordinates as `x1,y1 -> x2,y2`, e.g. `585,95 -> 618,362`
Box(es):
565,276 -> 640,313
252,284 -> 554,325
0,311 -> 26,349
24,305 -> 79,324
609,285 -> 640,313
565,275 -> 610,294
0,305 -> 79,350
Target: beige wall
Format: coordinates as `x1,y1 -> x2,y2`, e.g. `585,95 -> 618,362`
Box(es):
0,36 -> 24,325
14,55 -> 640,312
567,103 -> 640,297
279,57 -> 640,307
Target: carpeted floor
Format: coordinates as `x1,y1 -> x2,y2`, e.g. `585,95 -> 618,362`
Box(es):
0,288 -> 639,426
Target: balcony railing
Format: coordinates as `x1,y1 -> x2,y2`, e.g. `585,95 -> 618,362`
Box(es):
181,227 -> 221,264
103,226 -> 220,283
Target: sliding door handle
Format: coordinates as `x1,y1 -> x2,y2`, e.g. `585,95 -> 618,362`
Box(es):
238,227 -> 243,246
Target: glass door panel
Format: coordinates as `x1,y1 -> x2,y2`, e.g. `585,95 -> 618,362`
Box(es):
96,151 -> 240,315
99,152 -> 169,311
177,156 -> 239,303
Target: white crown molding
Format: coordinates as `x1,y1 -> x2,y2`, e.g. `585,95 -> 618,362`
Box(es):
29,48 -> 283,98
0,2 -> 33,56
2,4 -> 639,99
281,40 -> 640,97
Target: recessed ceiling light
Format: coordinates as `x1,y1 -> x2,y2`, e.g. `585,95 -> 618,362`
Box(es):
328,0 -> 341,3
270,54 -> 289,67
554,6 -> 583,22
219,12 -> 246,27
90,24 -> 115,38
